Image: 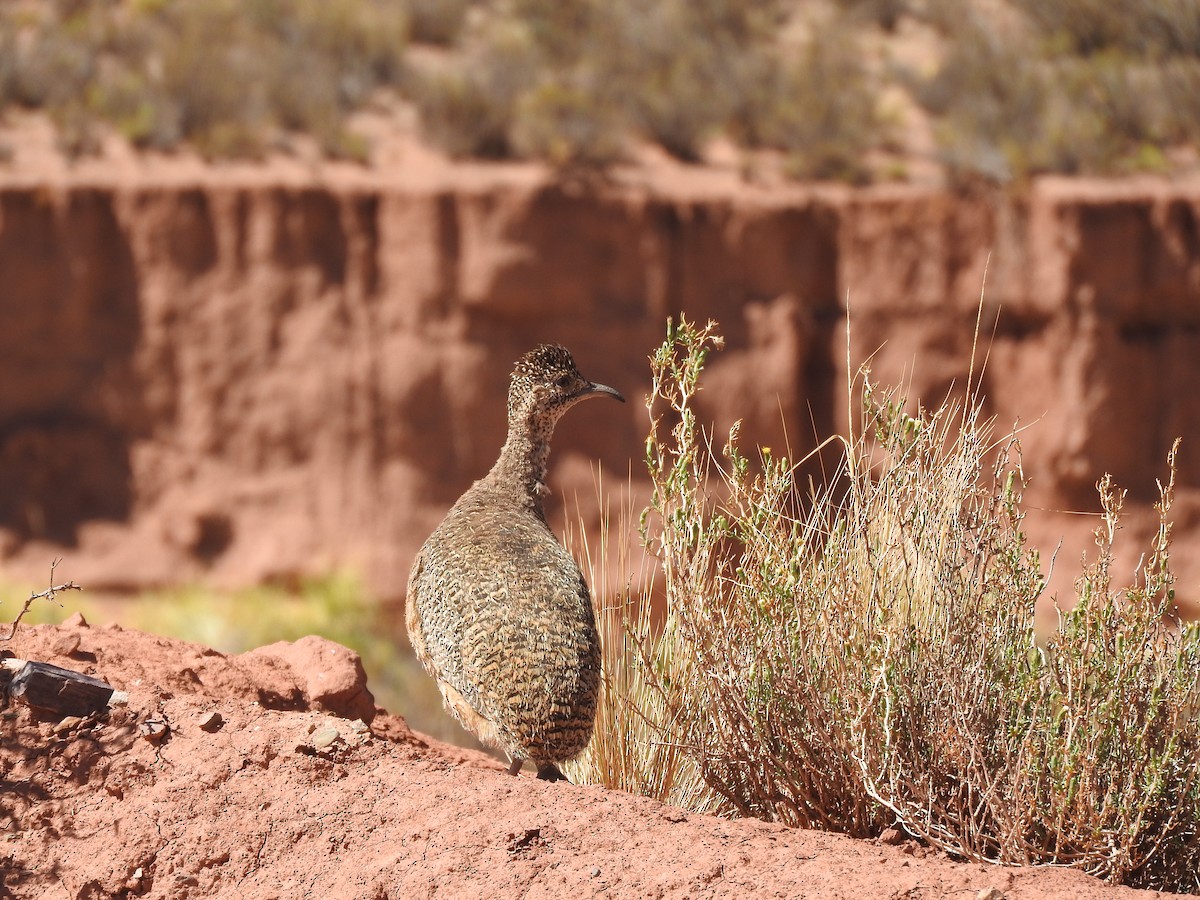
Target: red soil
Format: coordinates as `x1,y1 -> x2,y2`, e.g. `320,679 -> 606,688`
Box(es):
1,618 -> 1183,900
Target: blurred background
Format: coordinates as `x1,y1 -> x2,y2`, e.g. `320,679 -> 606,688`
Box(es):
2,0 -> 1198,744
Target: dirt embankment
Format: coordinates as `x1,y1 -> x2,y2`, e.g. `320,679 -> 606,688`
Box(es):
0,170 -> 1198,609
2,618 -> 1182,899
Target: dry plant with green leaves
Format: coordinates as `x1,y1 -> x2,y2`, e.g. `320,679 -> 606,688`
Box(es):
572,318 -> 1200,891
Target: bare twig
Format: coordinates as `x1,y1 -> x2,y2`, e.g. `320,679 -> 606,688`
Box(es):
1,558 -> 82,641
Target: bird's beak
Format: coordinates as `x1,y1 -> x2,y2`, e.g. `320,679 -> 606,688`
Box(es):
587,382 -> 625,403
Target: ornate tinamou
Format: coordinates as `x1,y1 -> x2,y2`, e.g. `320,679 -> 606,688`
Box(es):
406,345 -> 624,781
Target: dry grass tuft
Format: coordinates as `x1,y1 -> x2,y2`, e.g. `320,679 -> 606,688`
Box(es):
561,468 -> 709,808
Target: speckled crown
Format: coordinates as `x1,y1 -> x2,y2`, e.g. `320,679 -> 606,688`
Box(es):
512,344 -> 578,381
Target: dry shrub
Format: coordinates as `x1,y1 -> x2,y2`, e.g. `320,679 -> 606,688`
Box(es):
736,24 -> 881,184
604,0 -> 780,163
912,0 -> 1200,179
413,15 -> 539,159
510,80 -> 627,169
1010,0 -> 1200,57
405,0 -> 471,45
415,0 -> 886,175
831,0 -> 911,30
3,0 -> 1200,177
0,0 -> 407,158
574,318 -> 1200,891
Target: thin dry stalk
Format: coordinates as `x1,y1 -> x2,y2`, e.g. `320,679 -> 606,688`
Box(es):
562,465 -> 712,810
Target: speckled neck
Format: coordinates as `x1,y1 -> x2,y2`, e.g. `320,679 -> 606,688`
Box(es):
484,405 -> 558,517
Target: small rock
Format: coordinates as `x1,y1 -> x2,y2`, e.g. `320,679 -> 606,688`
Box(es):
124,867 -> 143,891
102,622 -> 123,632
590,867 -> 601,878
108,691 -> 130,707
140,720 -> 170,744
310,727 -> 340,749
51,633 -> 82,656
977,889 -> 1006,900
53,716 -> 84,735
197,711 -> 224,733
879,827 -> 904,845
239,636 -> 375,723
61,611 -> 89,629
349,719 -> 370,734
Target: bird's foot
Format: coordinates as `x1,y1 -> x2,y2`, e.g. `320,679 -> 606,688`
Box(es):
535,763 -> 567,782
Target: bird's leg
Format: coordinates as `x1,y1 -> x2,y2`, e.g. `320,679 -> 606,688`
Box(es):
507,757 -> 524,777
535,763 -> 566,782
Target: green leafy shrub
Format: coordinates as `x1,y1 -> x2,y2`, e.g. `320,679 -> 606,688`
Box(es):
573,318 -> 1200,891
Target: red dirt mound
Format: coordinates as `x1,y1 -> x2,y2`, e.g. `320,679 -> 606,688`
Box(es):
0,619 -> 1182,899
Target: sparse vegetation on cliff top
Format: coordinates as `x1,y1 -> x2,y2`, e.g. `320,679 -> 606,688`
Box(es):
0,0 -> 1197,181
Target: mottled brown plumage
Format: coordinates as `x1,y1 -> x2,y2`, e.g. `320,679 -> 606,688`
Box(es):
406,345 -> 624,781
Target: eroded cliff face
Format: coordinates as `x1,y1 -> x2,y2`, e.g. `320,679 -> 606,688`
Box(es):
0,172 -> 1197,611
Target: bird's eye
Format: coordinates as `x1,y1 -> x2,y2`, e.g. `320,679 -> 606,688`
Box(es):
554,374 -> 573,390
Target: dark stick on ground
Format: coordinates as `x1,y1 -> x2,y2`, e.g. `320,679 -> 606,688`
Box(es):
5,660 -> 115,718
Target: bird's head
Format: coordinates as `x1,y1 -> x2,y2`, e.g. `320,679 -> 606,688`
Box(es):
508,344 -> 625,427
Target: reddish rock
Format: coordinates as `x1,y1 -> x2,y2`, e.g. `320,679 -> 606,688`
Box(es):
240,635 -> 376,724
0,171 -> 1196,613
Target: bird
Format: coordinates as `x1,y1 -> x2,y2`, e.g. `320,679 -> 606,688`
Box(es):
406,344 -> 625,781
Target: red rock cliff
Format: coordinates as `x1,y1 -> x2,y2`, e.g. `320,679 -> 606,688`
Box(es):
0,172 -> 1197,610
